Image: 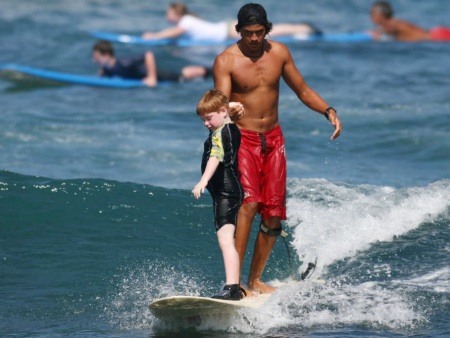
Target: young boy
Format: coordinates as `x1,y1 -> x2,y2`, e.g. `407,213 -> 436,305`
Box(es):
192,89 -> 245,300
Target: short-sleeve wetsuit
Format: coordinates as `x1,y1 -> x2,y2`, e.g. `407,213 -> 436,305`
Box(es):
201,122 -> 243,231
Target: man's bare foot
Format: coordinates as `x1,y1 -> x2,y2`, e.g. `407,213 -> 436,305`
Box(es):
240,285 -> 257,297
248,279 -> 277,294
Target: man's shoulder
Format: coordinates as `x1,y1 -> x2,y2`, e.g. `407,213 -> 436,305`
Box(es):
266,39 -> 290,54
216,44 -> 239,58
214,45 -> 239,67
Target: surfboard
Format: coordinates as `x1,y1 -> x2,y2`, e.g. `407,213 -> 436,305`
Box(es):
149,294 -> 271,318
90,30 -> 373,47
0,63 -> 146,88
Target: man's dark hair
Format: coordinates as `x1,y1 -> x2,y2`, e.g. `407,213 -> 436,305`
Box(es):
373,1 -> 394,18
235,3 -> 273,33
93,40 -> 115,57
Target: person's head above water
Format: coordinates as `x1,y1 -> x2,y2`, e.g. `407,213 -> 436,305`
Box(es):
371,1 -> 394,19
235,3 -> 273,34
169,2 -> 189,16
166,2 -> 193,22
92,40 -> 114,57
92,40 -> 115,66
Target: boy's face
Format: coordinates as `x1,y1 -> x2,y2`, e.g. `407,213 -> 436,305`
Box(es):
200,106 -> 228,131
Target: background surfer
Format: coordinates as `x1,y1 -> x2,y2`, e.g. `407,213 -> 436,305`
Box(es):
92,40 -> 211,86
142,2 -> 322,42
370,1 -> 450,41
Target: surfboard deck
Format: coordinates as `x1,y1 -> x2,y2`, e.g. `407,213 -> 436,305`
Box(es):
0,63 -> 147,88
149,294 -> 271,318
91,30 -> 373,47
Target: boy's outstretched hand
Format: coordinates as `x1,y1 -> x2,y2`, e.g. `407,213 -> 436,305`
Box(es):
192,180 -> 207,199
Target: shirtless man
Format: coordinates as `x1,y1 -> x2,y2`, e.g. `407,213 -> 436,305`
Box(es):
371,1 -> 450,41
213,3 -> 342,294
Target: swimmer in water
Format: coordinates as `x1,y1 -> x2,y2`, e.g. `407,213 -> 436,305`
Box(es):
370,1 -> 450,41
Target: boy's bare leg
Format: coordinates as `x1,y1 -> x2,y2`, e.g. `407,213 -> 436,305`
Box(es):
217,223 -> 239,284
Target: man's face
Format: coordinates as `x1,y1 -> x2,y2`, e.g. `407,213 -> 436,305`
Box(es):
239,24 -> 266,49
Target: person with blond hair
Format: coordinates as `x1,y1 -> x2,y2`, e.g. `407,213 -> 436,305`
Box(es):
142,2 -> 321,42
192,89 -> 246,300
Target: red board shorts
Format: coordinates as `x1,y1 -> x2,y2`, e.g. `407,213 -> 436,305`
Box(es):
429,26 -> 450,41
238,125 -> 287,221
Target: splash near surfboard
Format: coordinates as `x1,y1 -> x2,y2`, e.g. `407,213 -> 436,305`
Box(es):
149,260 -> 318,321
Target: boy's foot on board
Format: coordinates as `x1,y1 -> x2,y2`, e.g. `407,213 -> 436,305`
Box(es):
212,284 -> 246,300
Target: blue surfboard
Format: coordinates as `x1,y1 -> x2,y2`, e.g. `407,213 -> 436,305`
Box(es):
0,63 -> 146,88
91,30 -> 373,47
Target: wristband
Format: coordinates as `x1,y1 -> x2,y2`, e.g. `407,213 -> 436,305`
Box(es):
324,106 -> 337,120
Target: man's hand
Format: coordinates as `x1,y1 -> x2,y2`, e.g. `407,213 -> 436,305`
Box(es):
229,102 -> 245,122
328,111 -> 342,140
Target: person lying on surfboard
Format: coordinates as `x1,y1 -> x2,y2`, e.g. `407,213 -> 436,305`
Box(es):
192,89 -> 246,301
370,1 -> 450,41
141,2 -> 322,43
92,40 -> 212,87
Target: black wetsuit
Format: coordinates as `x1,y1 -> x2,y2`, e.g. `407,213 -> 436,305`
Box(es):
201,123 -> 243,231
101,55 -> 180,82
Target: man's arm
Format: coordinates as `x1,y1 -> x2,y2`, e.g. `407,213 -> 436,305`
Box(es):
213,53 -> 244,121
282,47 -> 342,140
213,54 -> 232,98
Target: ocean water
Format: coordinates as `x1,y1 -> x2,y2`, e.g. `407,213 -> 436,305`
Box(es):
1,0 -> 449,337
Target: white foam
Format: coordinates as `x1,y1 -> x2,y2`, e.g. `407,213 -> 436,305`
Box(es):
192,279 -> 425,334
103,260 -> 209,332
287,179 -> 450,272
398,267 -> 450,293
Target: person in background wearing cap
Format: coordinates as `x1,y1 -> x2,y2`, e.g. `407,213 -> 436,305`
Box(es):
370,1 -> 450,41
214,3 -> 342,295
142,2 -> 322,42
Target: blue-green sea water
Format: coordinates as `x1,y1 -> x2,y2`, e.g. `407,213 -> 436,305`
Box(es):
1,1 -> 449,337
